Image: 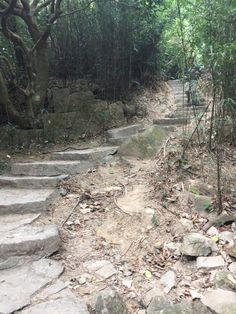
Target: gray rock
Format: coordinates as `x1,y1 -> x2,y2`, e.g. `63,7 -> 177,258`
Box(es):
84,260 -> 117,279
180,218 -> 194,231
206,226 -> 219,236
95,288 -> 128,314
219,231 -> 235,243
138,310 -> 146,314
0,213 -> 40,233
33,280 -> 69,301
0,188 -> 55,214
118,126 -> 169,159
144,285 -> 164,305
229,262 -> 236,273
201,288 -> 236,314
106,124 -> 143,140
193,195 -> 212,213
0,174 -> 68,189
12,160 -> 95,176
160,270 -> 176,293
180,233 -> 216,257
214,271 -> 236,291
21,297 -> 89,314
165,242 -> 181,256
227,242 -> 236,259
147,297 -> 212,314
0,259 -> 64,314
52,146 -> 118,161
95,263 -> 117,279
0,224 -> 60,270
196,256 -> 225,269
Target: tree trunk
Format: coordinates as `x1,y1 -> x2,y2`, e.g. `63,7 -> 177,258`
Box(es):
33,42 -> 49,115
0,70 -> 30,128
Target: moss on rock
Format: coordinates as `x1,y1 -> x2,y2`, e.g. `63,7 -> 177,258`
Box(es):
119,126 -> 168,159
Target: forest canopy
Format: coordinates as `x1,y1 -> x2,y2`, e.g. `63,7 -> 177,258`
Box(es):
0,0 -> 235,128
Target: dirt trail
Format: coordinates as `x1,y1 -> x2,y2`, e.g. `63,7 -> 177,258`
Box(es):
42,85 -> 180,312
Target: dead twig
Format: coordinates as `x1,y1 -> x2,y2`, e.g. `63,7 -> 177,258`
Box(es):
161,203 -> 180,218
117,180 -> 128,195
61,197 -> 81,227
163,137 -> 171,157
113,192 -> 132,216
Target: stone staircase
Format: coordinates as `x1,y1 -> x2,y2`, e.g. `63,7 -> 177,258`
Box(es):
0,123 -> 144,313
0,79 -> 205,313
154,79 -> 208,127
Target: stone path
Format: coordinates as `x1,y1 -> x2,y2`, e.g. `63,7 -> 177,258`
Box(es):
0,80 -> 208,313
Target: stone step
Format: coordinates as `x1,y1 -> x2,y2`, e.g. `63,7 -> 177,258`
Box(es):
0,259 -> 64,313
51,146 -> 118,161
106,124 -> 143,140
21,296 -> 90,314
0,174 -> 68,189
168,79 -> 183,86
108,136 -> 134,146
0,213 -> 40,233
0,188 -> 55,215
153,118 -> 188,126
175,107 -> 209,114
11,160 -> 94,176
0,223 -> 60,270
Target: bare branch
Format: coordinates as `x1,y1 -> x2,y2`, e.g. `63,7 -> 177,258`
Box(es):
0,0 -> 18,15
1,15 -> 30,56
31,0 -> 40,9
20,0 -> 30,14
59,0 -> 95,19
34,0 -> 52,14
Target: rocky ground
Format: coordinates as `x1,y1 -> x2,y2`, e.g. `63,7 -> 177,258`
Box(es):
0,80 -> 236,313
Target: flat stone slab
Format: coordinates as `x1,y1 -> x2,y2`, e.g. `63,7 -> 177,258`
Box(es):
197,256 -> 225,269
106,124 -> 143,139
11,160 -> 94,176
0,224 -> 60,270
0,259 -> 64,314
0,188 -> 55,215
0,174 -> 68,189
51,146 -> 118,161
21,297 -> 89,314
153,118 -> 188,126
83,260 -> 117,279
201,288 -> 236,314
0,213 -> 40,233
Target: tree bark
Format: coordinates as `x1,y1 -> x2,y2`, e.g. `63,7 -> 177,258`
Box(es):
0,70 -> 30,128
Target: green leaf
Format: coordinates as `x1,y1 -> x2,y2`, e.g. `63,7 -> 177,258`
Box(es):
144,270 -> 153,279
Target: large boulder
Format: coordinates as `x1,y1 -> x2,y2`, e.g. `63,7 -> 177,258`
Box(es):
119,126 -> 169,159
180,233 -> 217,257
147,297 -> 211,314
214,271 -> 236,291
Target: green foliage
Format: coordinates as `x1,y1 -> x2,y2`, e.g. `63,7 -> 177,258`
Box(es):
190,186 -> 200,195
49,0 -> 164,98
160,0 -> 236,104
0,159 -> 9,174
